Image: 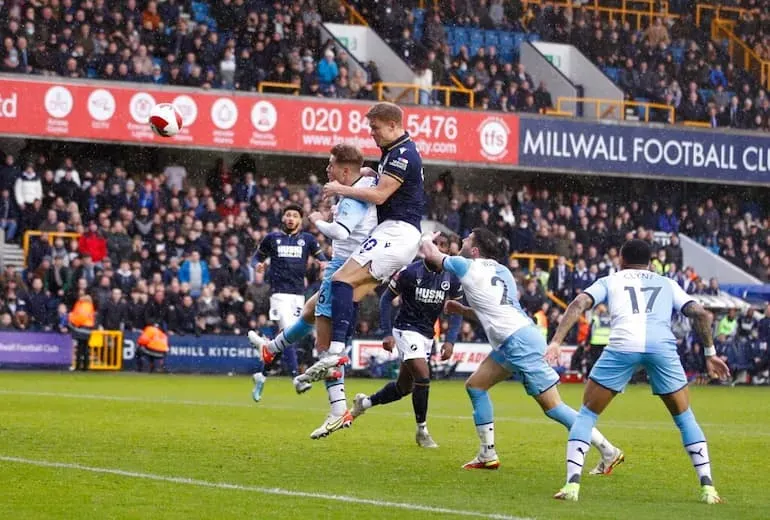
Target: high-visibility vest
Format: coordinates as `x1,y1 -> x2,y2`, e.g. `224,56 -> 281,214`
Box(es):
69,300 -> 95,328
138,325 -> 169,353
590,314 -> 611,346
534,310 -> 548,338
577,316 -> 590,344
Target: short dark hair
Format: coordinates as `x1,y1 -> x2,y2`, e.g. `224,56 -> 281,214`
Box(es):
283,203 -> 303,218
365,102 -> 404,125
471,227 -> 501,259
621,239 -> 651,266
330,144 -> 364,167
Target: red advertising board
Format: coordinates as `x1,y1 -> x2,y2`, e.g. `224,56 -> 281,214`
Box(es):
0,76 -> 519,165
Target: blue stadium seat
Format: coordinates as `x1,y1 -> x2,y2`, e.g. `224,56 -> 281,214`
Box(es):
699,89 -> 713,102
469,43 -> 482,56
444,26 -> 455,45
414,25 -> 423,41
454,27 -> 468,46
469,29 -> 484,46
513,33 -> 525,51
484,30 -> 499,47
527,33 -> 540,42
499,32 -> 514,51
671,47 -> 684,64
206,17 -> 217,30
87,68 -> 97,79
500,47 -> 515,63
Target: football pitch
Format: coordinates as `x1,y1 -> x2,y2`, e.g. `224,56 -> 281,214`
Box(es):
1,372 -> 768,520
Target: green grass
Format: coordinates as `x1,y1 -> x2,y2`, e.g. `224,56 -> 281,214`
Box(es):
0,372 -> 768,520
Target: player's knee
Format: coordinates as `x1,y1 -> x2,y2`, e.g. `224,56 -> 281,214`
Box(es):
397,380 -> 413,395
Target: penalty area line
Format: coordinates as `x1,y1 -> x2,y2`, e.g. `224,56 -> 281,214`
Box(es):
0,455 -> 532,520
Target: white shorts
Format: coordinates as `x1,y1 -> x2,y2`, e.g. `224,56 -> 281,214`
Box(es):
350,220 -> 421,282
394,328 -> 434,362
269,293 -> 304,330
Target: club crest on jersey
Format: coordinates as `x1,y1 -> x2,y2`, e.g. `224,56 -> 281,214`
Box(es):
297,238 -> 306,246
441,281 -> 450,290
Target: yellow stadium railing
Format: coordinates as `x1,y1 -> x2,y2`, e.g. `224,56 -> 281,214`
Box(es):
696,4 -> 748,27
377,81 -> 474,108
85,330 -> 124,371
682,121 -> 712,129
257,82 -> 300,95
510,253 -> 573,273
521,0 -> 674,31
556,96 -> 675,124
23,230 -> 80,266
340,0 -> 368,26
712,18 -> 770,91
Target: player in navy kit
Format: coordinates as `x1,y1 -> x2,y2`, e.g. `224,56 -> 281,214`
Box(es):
318,102 -> 425,368
251,204 -> 326,401
351,234 -> 462,448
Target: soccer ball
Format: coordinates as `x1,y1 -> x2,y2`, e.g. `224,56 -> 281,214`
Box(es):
149,103 -> 183,137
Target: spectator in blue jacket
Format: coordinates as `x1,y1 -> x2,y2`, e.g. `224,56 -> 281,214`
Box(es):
317,48 -> 339,89
657,205 -> 680,233
709,64 -> 728,89
178,250 -> 210,298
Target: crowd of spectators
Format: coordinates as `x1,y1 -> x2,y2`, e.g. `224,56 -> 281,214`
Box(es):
0,0 -> 385,100
0,149 -> 768,384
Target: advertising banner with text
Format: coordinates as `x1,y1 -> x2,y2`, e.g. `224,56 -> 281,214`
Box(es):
0,76 -> 519,166
518,117 -> 770,184
0,331 -> 73,367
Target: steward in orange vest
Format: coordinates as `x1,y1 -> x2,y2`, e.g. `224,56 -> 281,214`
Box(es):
69,296 -> 95,371
136,324 -> 169,373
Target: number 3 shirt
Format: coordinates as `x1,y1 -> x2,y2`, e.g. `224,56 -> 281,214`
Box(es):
584,269 -> 695,353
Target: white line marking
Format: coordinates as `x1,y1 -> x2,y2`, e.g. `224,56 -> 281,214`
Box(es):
1,389 -> 768,437
0,455 -> 531,520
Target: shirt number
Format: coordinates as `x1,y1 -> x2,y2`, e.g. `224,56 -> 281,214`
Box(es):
624,286 -> 661,314
491,276 -> 509,305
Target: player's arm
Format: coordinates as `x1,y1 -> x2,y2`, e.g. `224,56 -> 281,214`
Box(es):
253,235 -> 272,273
323,173 -> 400,205
678,288 -> 731,380
308,234 -> 327,262
545,277 -> 607,363
549,293 -> 594,347
443,298 -> 477,321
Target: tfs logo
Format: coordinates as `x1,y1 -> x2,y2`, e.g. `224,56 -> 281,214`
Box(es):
478,117 -> 510,161
0,93 -> 18,118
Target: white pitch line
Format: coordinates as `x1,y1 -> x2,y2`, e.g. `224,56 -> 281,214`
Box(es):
0,455 -> 532,520
1,389 -> 768,437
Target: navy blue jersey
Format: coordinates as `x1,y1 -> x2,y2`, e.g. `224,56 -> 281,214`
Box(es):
389,260 -> 463,338
256,230 -> 325,295
376,133 -> 425,230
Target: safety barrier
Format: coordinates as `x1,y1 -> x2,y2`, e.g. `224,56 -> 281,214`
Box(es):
257,82 -> 300,95
23,231 -> 81,267
340,0 -> 369,26
556,96 -> 675,124
712,18 -> 770,91
521,0 -> 673,31
85,330 -> 123,371
378,82 -> 474,108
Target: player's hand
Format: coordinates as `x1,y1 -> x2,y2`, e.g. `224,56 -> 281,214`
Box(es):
255,262 -> 266,273
361,166 -> 377,177
308,211 -> 326,224
544,342 -> 561,365
706,356 -> 731,381
440,342 -> 454,361
419,232 -> 441,259
443,299 -> 465,316
382,335 -> 396,352
323,180 -> 343,198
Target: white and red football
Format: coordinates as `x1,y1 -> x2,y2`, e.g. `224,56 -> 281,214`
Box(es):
149,103 -> 183,137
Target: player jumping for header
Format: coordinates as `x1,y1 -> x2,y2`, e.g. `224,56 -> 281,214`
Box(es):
352,233 -> 463,448
249,145 -> 378,439
420,228 -> 624,472
257,102 -> 426,383
546,239 -> 730,503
